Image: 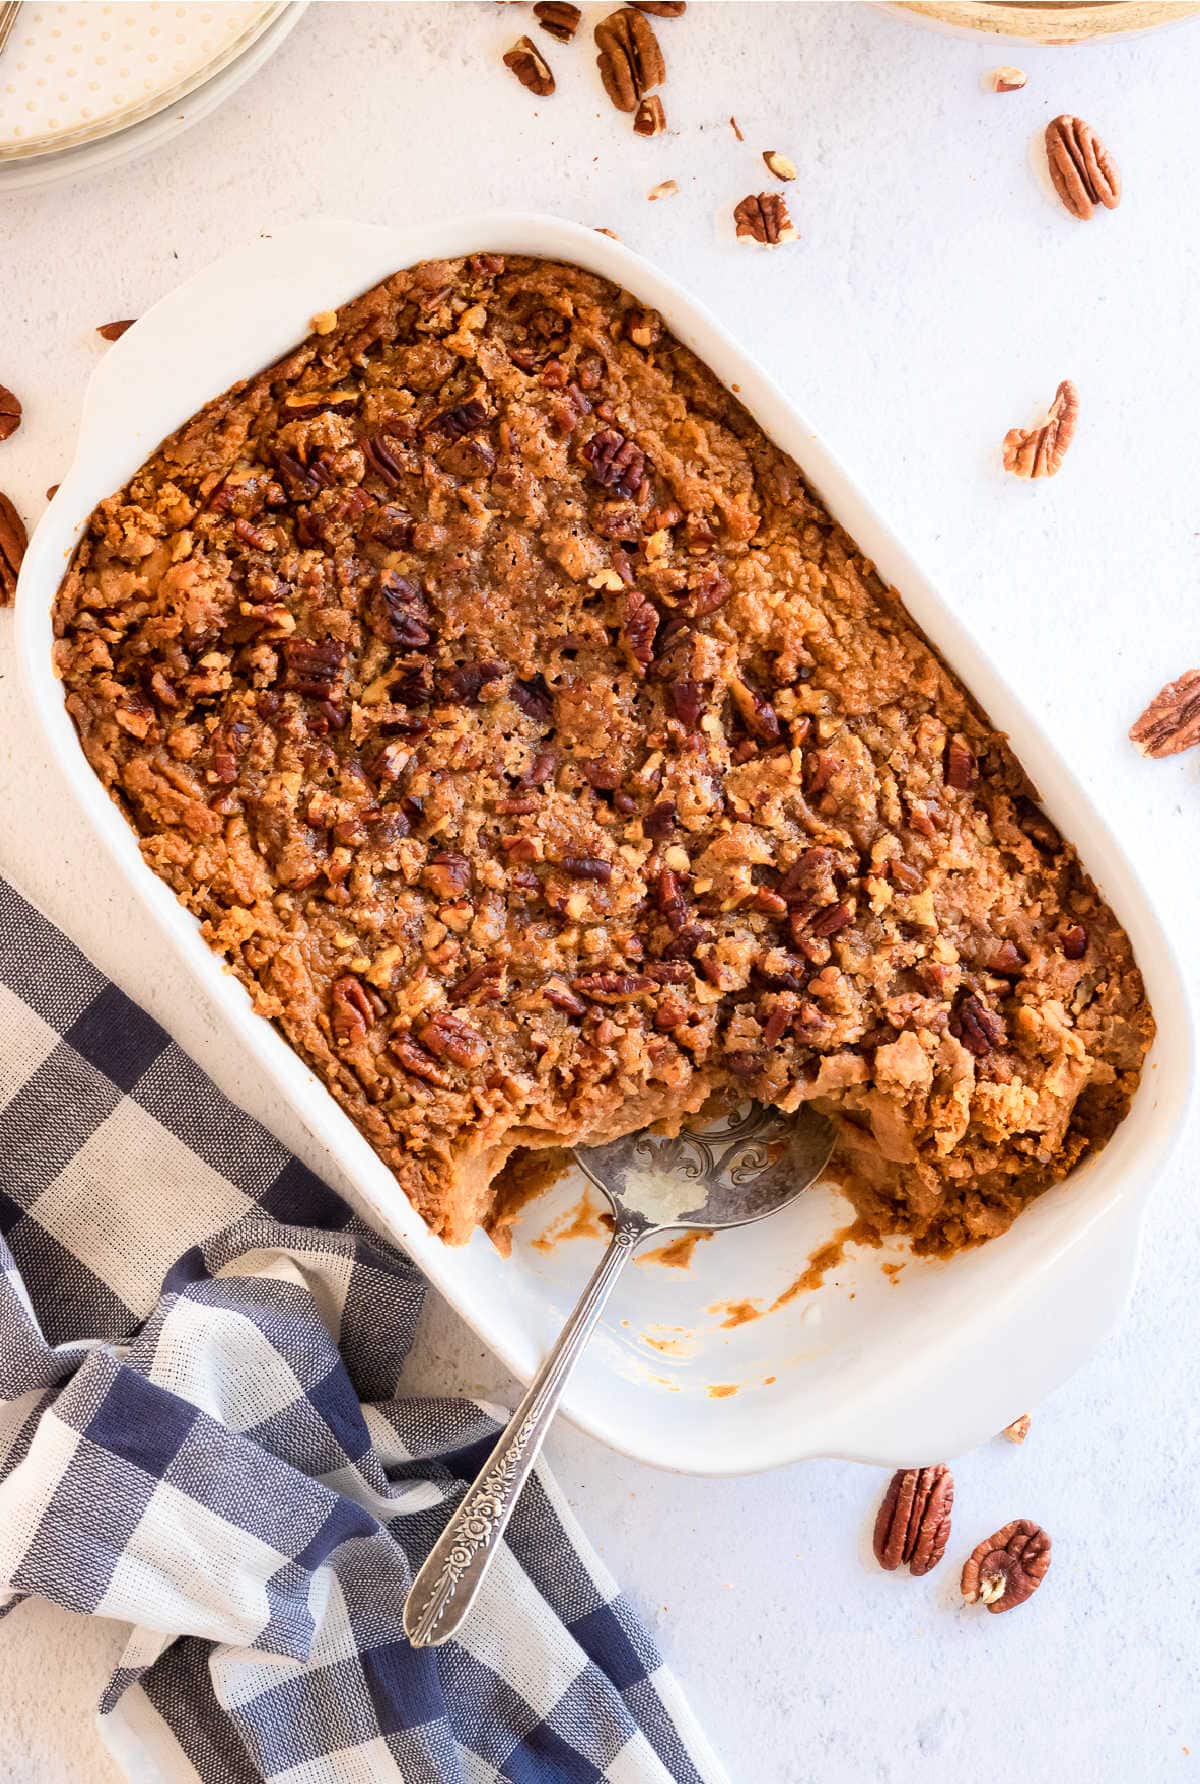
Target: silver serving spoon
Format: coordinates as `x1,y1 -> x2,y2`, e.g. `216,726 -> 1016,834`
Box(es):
403,1101 -> 835,1648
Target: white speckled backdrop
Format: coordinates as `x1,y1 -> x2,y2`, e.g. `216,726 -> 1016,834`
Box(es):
1,5 -> 1198,1780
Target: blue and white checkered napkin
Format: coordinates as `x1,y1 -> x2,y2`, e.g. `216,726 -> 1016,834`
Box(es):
0,877 -> 727,1784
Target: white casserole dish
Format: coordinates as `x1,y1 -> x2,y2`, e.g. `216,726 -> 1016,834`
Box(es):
17,215 -> 1192,1474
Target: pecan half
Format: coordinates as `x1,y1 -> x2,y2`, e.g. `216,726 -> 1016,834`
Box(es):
962,1519 -> 1051,1612
330,975 -> 374,1045
0,385 -> 22,441
1130,668 -> 1200,759
392,1037 -> 452,1088
1003,1413 -> 1032,1444
571,971 -> 655,1002
1046,115 -> 1120,220
96,319 -> 136,341
504,35 -> 556,96
630,0 -> 685,12
419,1010 -> 488,1068
595,7 -> 665,114
282,637 -> 344,697
583,427 -> 646,497
955,992 -> 1005,1057
733,193 -> 797,246
561,855 -> 613,881
872,1464 -> 955,1576
634,94 -> 666,136
533,0 -> 581,40
1002,379 -> 1078,480
0,490 -> 27,605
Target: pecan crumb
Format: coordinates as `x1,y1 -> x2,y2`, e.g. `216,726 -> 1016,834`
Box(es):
1129,668 -> 1200,759
1002,379 -> 1078,480
1046,115 -> 1120,220
733,192 -> 797,246
990,65 -> 1027,92
533,1 -> 581,41
504,34 -> 556,96
647,177 -> 679,201
729,114 -> 744,142
762,149 -> 797,182
0,384 -> 21,442
634,93 -> 666,136
962,1519 -> 1051,1613
1002,1413 -> 1032,1444
96,319 -> 136,341
872,1464 -> 954,1576
310,309 -> 338,336
0,490 -> 28,605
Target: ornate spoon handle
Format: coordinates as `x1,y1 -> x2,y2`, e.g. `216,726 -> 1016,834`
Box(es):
403,1216 -> 646,1648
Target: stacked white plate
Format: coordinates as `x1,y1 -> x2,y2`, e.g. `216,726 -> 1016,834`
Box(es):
0,0 -> 303,190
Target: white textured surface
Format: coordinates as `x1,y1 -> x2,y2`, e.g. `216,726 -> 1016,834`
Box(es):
1,4 -> 1199,1780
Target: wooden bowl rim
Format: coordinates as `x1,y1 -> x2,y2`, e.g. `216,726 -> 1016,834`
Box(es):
890,0 -> 1200,41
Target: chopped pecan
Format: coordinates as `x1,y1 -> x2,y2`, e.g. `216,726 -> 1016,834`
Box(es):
533,0 -> 581,39
442,660 -> 504,702
392,1037 -> 452,1088
644,799 -> 678,837
594,6 -> 665,113
504,35 -> 556,96
984,938 -> 1026,975
729,677 -> 781,743
944,737 -> 977,790
1130,668 -> 1200,759
282,637 -> 344,697
96,319 -> 136,341
561,855 -> 613,881
623,592 -> 659,668
1059,924 -> 1087,959
583,427 -> 646,497
451,960 -> 505,1004
808,901 -> 852,938
571,971 -> 655,1002
679,569 -> 731,618
1045,115 -> 1120,220
0,384 -> 22,442
420,1010 -> 488,1068
761,149 -> 797,181
0,490 -> 28,604
512,673 -> 554,723
990,65 -> 1027,93
779,847 -> 842,907
872,1464 -> 955,1577
367,503 -> 414,548
962,1520 -> 1051,1613
734,193 -> 798,246
422,851 -> 470,899
369,572 -> 433,649
634,95 -> 666,136
667,679 -> 706,727
330,975 -> 374,1045
647,177 -> 679,202
1002,379 -> 1078,479
955,992 -> 1005,1057
654,867 -> 689,932
433,398 -> 488,439
1003,1413 -> 1032,1445
544,979 -> 588,1016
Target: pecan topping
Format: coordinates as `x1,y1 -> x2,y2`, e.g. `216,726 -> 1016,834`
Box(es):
561,855 -> 613,881
419,1010 -> 488,1068
990,65 -> 1026,92
1045,115 -> 1120,220
0,490 -> 27,605
594,7 -> 665,114
634,95 -> 666,136
955,993 -> 1005,1057
1003,1412 -> 1032,1444
330,975 -> 374,1045
733,193 -> 797,246
96,319 -> 136,341
962,1520 -> 1051,1613
282,637 -> 344,697
1002,379 -> 1078,480
761,149 -> 797,181
504,35 -> 556,96
583,427 -> 646,497
872,1464 -> 955,1576
0,385 -> 21,442
1130,668 -> 1200,758
533,0 -> 581,40
571,971 -> 655,1002
945,737 -> 977,790
392,1037 -> 452,1088
1060,924 -> 1087,960
369,572 -> 432,648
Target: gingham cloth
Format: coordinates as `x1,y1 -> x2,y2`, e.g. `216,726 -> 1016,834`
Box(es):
0,876 -> 727,1784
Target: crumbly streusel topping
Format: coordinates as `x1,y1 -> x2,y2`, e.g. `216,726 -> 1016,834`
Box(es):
53,254 -> 1153,1249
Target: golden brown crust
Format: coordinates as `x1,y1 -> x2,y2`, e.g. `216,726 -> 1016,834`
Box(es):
52,253 -> 1153,1251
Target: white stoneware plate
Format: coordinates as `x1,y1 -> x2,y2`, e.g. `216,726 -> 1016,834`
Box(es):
16,216 -> 1193,1474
